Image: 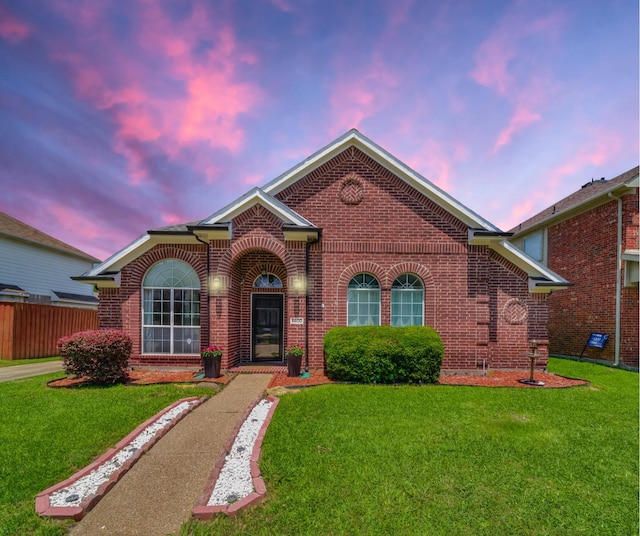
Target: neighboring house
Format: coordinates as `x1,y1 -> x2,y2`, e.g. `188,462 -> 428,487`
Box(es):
76,130 -> 569,371
510,167 -> 639,369
0,211 -> 99,309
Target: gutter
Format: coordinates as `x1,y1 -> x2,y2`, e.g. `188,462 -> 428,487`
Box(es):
608,192 -> 623,366
304,231 -> 321,375
193,234 -> 211,350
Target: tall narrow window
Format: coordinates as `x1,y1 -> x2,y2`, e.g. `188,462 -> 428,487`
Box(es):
391,274 -> 424,327
142,260 -> 200,354
347,273 -> 380,326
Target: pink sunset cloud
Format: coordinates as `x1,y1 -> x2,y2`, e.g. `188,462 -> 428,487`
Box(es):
0,6 -> 31,43
47,1 -> 262,183
404,138 -> 455,191
493,106 -> 541,153
496,129 -> 624,231
471,4 -> 566,153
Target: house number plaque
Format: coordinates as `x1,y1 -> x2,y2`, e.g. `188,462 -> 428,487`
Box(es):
290,317 -> 304,325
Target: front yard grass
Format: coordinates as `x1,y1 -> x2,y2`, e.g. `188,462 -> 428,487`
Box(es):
183,358 -> 638,536
0,373 -> 213,536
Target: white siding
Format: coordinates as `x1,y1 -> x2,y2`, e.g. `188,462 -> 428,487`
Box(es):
0,237 -> 95,298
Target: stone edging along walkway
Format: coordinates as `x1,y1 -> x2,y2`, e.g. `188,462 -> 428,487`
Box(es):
193,395 -> 280,519
35,396 -> 208,521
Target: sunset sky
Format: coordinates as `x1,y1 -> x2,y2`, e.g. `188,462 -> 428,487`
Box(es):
0,0 -> 637,261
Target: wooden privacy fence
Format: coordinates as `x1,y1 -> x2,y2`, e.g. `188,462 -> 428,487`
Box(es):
0,303 -> 98,360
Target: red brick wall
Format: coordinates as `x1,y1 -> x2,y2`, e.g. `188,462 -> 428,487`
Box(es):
547,192 -> 639,366
98,147 -> 550,371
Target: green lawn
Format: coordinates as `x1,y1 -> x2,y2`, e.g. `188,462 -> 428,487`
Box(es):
0,373 -> 213,536
182,359 -> 639,536
0,357 -> 61,367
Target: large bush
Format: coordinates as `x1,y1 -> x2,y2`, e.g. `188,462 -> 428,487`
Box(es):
324,326 -> 444,384
58,329 -> 132,385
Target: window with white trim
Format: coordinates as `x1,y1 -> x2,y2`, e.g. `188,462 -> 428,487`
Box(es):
142,260 -> 200,354
391,274 -> 424,326
347,273 -> 380,326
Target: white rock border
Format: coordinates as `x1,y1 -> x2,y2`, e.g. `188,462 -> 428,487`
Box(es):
193,395 -> 280,519
36,396 -> 207,520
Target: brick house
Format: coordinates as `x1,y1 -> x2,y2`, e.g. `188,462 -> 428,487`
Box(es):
509,167 -> 639,368
76,130 -> 569,372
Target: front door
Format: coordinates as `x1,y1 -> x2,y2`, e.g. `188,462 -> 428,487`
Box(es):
252,294 -> 283,361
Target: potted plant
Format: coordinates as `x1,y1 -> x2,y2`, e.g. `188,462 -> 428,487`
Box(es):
285,344 -> 304,377
201,345 -> 223,378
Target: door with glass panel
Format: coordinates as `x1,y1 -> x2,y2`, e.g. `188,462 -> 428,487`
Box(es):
252,294 -> 283,361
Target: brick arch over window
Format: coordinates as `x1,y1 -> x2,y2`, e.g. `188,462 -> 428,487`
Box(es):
131,246 -> 208,289
216,235 -> 302,285
387,262 -> 436,326
335,261 -> 385,325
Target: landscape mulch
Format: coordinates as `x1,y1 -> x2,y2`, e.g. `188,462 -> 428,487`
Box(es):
47,369 -> 587,389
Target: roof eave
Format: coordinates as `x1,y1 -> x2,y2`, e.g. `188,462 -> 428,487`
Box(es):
490,240 -> 570,292
512,175 -> 639,237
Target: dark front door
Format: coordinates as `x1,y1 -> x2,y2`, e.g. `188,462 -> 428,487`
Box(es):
252,294 -> 283,361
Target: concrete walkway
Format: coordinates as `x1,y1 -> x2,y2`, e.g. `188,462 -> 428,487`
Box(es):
0,360 -> 63,382
70,373 -> 272,536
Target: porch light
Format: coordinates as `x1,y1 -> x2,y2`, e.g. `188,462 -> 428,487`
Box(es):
289,275 -> 307,296
209,275 -> 227,295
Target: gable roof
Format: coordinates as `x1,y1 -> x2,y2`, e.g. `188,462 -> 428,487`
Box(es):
511,166 -> 639,236
0,211 -> 99,262
263,129 -> 501,232
78,129 -> 569,292
201,187 -> 316,228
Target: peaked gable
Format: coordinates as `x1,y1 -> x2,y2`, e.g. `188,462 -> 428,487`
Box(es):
263,129 -> 500,232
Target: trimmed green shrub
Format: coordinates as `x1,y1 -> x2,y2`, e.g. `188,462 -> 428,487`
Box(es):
58,329 -> 132,385
324,326 -> 444,384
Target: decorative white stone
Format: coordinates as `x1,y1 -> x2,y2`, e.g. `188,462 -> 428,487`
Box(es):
49,400 -> 198,507
207,399 -> 273,506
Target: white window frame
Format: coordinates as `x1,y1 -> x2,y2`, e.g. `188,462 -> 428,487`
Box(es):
142,259 -> 201,355
391,274 -> 424,327
347,273 -> 381,326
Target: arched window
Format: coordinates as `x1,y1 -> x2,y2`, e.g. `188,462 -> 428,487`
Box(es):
347,273 -> 380,326
142,260 -> 200,354
391,274 -> 424,327
253,273 -> 283,288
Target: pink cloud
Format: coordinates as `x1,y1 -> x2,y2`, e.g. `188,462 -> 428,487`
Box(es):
470,5 -> 565,152
0,6 -> 31,44
497,129 -> 623,230
404,138 -> 455,191
470,8 -> 565,95
493,106 -> 541,153
47,1 -> 262,183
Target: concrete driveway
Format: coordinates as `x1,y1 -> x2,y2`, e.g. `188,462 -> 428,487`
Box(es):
0,361 -> 63,382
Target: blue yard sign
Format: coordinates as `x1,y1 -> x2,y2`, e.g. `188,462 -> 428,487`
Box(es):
580,332 -> 609,358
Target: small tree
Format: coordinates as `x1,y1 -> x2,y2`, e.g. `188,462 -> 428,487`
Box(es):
58,329 -> 132,385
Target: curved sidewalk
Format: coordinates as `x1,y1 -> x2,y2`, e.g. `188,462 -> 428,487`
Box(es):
70,373 -> 272,536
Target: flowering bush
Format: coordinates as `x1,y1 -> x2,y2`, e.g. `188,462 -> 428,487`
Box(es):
201,345 -> 223,359
285,344 -> 305,357
58,329 -> 132,385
